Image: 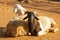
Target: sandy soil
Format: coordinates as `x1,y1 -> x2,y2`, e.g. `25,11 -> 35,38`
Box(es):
0,2 -> 60,40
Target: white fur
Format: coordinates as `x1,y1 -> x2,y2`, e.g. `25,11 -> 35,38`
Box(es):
14,4 -> 27,16
37,16 -> 58,36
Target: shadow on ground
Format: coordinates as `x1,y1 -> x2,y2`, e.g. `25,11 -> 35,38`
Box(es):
0,27 -> 15,38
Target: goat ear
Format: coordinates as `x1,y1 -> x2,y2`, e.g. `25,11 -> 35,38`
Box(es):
35,16 -> 39,20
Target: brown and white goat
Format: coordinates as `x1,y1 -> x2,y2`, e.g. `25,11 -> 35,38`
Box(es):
3,15 -> 28,37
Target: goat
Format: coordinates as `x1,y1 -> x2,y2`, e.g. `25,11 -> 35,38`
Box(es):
14,4 -> 27,16
3,15 -> 28,37
23,11 -> 58,36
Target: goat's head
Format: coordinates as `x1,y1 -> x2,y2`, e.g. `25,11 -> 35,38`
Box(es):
23,11 -> 40,36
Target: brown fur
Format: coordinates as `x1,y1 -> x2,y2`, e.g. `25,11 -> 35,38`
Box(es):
33,19 -> 41,33
6,20 -> 28,37
5,15 -> 29,37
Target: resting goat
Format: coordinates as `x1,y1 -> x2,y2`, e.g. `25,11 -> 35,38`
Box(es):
2,12 -> 58,36
23,11 -> 58,36
2,15 -> 28,37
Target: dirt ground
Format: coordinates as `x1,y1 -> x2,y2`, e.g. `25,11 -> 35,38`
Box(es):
0,1 -> 60,40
